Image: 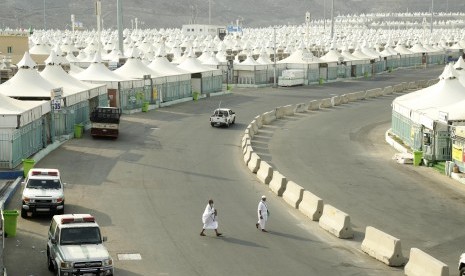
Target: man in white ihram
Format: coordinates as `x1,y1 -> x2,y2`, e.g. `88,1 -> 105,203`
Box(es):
256,195 -> 269,232
200,199 -> 222,237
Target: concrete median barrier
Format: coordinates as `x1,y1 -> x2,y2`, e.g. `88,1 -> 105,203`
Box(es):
256,161 -> 273,184
295,103 -> 308,113
361,226 -> 405,267
282,181 -> 304,209
244,128 -> 254,139
320,98 -> 333,108
299,191 -> 323,221
426,79 -> 439,87
407,81 -> 417,90
283,104 -> 295,116
366,88 -> 382,98
383,86 -> 394,95
401,82 -> 408,92
319,204 -> 353,239
254,115 -> 263,128
393,83 -> 403,93
347,92 -> 359,102
276,106 -> 286,119
331,96 -> 342,106
250,120 -> 259,134
308,100 -> 321,111
243,145 -> 253,165
354,90 -> 366,100
242,136 -> 251,151
269,171 -> 287,196
247,152 -> 261,173
341,94 -> 349,104
404,248 -> 449,276
262,110 -> 277,125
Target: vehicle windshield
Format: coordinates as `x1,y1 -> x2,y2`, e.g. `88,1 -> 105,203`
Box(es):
26,179 -> 61,189
214,110 -> 228,116
60,227 -> 102,245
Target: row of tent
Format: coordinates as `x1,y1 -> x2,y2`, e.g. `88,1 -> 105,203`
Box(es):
392,57 -> 465,172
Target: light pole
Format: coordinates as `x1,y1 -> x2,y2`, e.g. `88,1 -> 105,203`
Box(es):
117,0 -> 124,54
330,0 -> 334,39
430,0 -> 434,33
43,0 -> 46,30
96,0 -> 102,55
273,27 -> 277,88
208,0 -> 211,25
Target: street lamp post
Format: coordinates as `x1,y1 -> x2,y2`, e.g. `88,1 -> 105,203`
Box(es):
273,27 -> 277,88
330,0 -> 334,39
430,0 -> 434,33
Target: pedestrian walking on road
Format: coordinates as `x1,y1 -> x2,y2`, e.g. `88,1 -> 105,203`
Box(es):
200,199 -> 222,237
256,195 -> 269,232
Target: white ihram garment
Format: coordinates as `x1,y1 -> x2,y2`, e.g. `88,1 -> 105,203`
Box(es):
202,204 -> 218,229
257,200 -> 268,230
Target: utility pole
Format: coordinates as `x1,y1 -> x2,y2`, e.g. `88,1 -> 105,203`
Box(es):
208,0 -> 211,25
330,0 -> 334,39
43,0 -> 46,30
273,27 -> 277,88
96,0 -> 102,55
117,0 -> 124,54
430,0 -> 434,33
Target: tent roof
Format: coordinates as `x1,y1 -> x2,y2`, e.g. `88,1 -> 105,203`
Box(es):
114,58 -> 160,79
147,56 -> 190,76
0,67 -> 57,98
74,62 -> 124,82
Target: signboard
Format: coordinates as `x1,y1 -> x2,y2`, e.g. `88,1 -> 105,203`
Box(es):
438,111 -> 448,124
452,145 -> 463,162
227,25 -> 242,33
51,88 -> 63,111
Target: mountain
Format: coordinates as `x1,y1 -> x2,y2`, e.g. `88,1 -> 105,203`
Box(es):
1,0 -> 464,30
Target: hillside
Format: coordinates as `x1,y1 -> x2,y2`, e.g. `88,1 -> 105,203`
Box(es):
1,0 -> 464,30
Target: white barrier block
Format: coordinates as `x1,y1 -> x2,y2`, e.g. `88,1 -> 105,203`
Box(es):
247,152 -> 261,173
319,204 -> 353,239
361,226 -> 405,267
408,81 -> 417,90
250,120 -> 259,134
269,171 -> 287,196
282,181 -> 304,209
244,128 -> 254,139
256,161 -> 273,184
393,83 -> 403,93
308,100 -> 321,111
347,92 -> 358,102
401,82 -> 409,92
243,145 -> 253,165
283,104 -> 295,116
354,91 -> 366,100
383,86 -> 394,95
341,94 -> 349,104
262,110 -> 277,124
299,191 -> 323,221
295,103 -> 308,113
320,98 -> 333,108
331,96 -> 342,106
276,106 -> 286,119
254,115 -> 263,128
404,248 -> 449,276
242,136 -> 250,151
366,88 -> 381,98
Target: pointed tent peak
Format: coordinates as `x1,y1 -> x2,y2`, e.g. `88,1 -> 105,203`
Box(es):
44,50 -> 58,65
439,63 -> 460,80
454,56 -> 465,70
16,51 -> 37,68
156,43 -> 167,57
92,51 -> 103,63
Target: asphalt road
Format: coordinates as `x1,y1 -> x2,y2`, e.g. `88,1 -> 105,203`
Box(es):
4,66 -> 445,275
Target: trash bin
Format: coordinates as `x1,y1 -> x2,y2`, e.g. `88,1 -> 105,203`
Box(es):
142,101 -> 149,112
22,159 -> 35,177
413,151 -> 423,166
74,123 -> 83,138
3,210 -> 19,237
318,78 -> 324,85
193,91 -> 200,101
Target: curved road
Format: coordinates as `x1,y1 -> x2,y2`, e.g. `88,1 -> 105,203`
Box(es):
4,66 -> 444,275
268,83 -> 465,270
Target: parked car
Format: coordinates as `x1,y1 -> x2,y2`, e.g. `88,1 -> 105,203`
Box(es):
210,108 -> 236,127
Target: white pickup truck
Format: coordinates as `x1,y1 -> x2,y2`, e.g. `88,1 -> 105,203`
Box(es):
210,108 -> 236,127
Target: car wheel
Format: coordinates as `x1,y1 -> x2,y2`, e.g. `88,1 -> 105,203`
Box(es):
21,208 -> 28,219
57,207 -> 64,215
211,122 -> 215,127
226,121 -> 230,127
232,117 -> 236,124
461,267 -> 465,276
47,252 -> 55,272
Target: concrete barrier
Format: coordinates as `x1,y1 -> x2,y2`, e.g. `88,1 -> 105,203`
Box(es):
254,115 -> 263,128
269,171 -> 287,196
401,82 -> 409,92
393,83 -> 403,93
262,110 -> 277,124
299,191 -> 323,221
404,248 -> 449,276
426,79 -> 439,87
407,81 -> 417,90
347,92 -> 359,102
247,152 -> 261,173
282,181 -> 304,209
416,79 -> 428,88
320,98 -> 333,108
244,127 -> 254,139
331,96 -> 342,106
295,102 -> 308,113
250,120 -> 259,134
242,136 -> 251,151
366,88 -> 382,98
318,204 -> 353,239
283,104 -> 295,116
361,226 -> 406,266
276,106 -> 286,119
243,145 -> 253,165
308,100 -> 321,111
256,161 -> 273,184
354,91 -> 366,100
340,94 -> 349,104
383,86 -> 394,95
